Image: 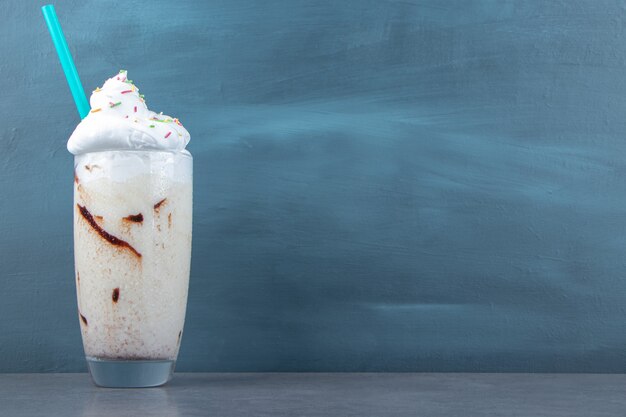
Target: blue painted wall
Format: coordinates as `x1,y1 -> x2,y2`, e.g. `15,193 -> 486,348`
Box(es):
2,0 -> 626,372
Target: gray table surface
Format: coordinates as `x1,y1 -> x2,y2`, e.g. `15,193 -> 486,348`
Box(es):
1,373 -> 625,416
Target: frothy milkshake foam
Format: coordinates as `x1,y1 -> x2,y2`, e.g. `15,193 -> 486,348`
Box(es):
71,71 -> 192,362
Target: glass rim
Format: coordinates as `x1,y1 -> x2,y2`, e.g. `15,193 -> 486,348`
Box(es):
73,149 -> 192,159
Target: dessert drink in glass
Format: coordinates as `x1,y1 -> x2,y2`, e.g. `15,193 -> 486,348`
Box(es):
69,71 -> 192,387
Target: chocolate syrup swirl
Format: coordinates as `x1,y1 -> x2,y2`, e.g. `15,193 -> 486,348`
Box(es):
77,204 -> 142,258
154,198 -> 167,211
123,213 -> 144,223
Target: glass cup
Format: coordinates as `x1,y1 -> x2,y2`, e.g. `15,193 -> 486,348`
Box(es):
73,150 -> 192,387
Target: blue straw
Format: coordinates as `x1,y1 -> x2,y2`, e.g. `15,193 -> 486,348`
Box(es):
42,4 -> 90,119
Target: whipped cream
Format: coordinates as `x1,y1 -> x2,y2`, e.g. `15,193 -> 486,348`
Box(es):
67,71 -> 190,155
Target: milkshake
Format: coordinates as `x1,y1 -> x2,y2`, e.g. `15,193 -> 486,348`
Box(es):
68,71 -> 192,387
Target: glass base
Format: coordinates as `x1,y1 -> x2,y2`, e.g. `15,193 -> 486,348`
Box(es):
86,357 -> 176,388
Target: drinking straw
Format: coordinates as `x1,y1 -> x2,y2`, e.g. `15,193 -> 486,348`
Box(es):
42,4 -> 90,119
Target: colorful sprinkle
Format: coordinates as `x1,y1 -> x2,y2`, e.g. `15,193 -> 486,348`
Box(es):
119,69 -> 126,73
90,108 -> 102,113
134,106 -> 137,113
165,131 -> 172,138
109,101 -> 121,108
149,125 -> 155,128
93,87 -> 102,93
121,90 -> 132,94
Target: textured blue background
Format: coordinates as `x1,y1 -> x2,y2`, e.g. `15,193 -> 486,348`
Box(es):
2,0 -> 626,372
